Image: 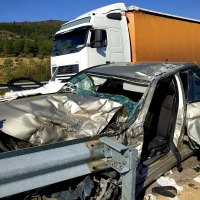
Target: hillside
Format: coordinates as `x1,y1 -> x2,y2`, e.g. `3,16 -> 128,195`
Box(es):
0,30 -> 21,40
0,20 -> 66,57
0,20 -> 66,40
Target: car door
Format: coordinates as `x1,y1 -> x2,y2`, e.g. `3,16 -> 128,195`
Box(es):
186,68 -> 200,148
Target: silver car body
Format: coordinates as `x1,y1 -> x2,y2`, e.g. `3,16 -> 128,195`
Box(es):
0,62 -> 200,198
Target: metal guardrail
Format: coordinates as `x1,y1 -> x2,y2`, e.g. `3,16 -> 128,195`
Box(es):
0,82 -> 48,90
0,138 -> 103,198
0,136 -> 138,199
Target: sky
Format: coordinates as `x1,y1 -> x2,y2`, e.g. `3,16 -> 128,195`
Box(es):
1,0 -> 200,23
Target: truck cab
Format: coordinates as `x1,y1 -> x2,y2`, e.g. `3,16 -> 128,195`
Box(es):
51,3 -> 131,81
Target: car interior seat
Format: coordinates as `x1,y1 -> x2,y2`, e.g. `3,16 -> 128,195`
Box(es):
148,80 -> 176,157
97,78 -> 123,94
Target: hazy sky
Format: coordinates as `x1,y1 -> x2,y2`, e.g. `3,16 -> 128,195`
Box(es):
1,0 -> 200,22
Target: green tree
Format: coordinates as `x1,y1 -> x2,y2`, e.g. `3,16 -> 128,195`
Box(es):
0,40 -> 5,56
24,40 -> 37,56
3,40 -> 13,55
38,40 -> 53,56
0,40 -> 4,52
13,39 -> 25,56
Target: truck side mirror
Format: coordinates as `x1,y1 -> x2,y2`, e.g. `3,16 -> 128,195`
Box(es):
95,30 -> 103,42
89,29 -> 103,48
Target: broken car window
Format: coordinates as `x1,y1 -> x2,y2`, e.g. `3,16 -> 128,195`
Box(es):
59,73 -> 143,120
188,69 -> 200,102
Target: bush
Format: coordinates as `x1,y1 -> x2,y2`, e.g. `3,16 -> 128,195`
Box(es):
2,58 -> 51,83
37,54 -> 44,59
0,52 -> 5,57
26,53 -> 34,58
3,59 -> 13,67
15,58 -> 24,63
7,54 -> 16,57
29,59 -> 36,65
18,54 -> 26,57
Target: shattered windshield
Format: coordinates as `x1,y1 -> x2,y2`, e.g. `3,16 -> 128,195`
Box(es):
52,28 -> 89,56
60,73 -> 144,121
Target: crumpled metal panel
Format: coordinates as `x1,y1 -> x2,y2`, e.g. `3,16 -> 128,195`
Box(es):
132,63 -> 178,82
125,80 -> 158,158
0,80 -> 66,102
186,101 -> 200,148
87,62 -> 179,82
0,93 -> 126,145
172,75 -> 186,148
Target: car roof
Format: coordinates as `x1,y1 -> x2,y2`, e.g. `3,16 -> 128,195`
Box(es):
86,62 -> 196,83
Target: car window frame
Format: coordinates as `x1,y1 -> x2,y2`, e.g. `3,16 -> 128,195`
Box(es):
187,68 -> 200,103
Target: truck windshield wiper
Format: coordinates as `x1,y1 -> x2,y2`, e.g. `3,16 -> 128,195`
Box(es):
64,46 -> 78,52
52,49 -> 62,55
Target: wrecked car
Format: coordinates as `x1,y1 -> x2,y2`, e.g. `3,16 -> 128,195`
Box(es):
0,62 -> 200,200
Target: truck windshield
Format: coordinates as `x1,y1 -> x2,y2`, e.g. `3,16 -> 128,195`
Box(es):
52,28 -> 89,56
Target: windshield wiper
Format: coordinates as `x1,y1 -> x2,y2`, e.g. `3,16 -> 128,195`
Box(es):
52,49 -> 62,55
64,46 -> 78,52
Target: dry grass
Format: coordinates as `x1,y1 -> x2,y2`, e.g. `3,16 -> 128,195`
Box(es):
0,56 -> 51,84
0,57 -> 49,65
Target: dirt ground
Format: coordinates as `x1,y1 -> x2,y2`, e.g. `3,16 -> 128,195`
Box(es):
144,155 -> 200,200
154,180 -> 200,200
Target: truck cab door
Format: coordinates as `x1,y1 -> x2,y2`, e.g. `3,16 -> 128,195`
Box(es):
186,68 -> 200,148
109,29 -> 124,62
88,29 -> 110,67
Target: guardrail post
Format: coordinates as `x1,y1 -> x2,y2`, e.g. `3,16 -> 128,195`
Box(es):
100,136 -> 138,200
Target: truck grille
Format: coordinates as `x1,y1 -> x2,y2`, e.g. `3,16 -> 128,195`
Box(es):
52,64 -> 79,75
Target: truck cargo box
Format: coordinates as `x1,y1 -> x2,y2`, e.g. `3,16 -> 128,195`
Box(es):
126,10 -> 200,64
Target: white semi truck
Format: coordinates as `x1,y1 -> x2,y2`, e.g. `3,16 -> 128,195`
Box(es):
51,3 -> 130,81
51,3 -> 200,81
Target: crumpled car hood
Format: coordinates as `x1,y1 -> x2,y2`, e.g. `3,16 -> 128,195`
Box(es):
0,93 -> 127,146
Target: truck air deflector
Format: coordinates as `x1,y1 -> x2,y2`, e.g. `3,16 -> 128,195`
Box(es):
60,17 -> 91,31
